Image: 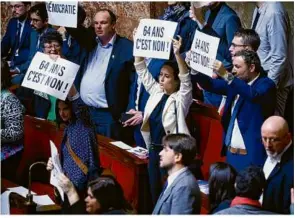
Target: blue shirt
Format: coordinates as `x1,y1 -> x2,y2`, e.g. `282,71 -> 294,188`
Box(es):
80,34 -> 116,108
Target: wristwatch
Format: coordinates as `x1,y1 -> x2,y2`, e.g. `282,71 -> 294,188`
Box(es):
225,73 -> 235,83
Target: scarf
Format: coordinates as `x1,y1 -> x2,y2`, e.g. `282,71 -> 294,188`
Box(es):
160,4 -> 187,22
230,196 -> 262,208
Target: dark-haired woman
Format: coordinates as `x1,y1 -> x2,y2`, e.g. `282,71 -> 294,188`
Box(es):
46,85 -> 100,211
134,34 -> 193,204
208,162 -> 237,214
58,174 -> 132,214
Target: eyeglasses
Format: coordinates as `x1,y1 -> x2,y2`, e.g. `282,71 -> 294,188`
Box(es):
230,42 -> 248,48
44,44 -> 61,50
9,4 -> 25,9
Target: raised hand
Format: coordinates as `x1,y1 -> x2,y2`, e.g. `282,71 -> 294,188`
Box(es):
172,35 -> 182,56
46,157 -> 54,171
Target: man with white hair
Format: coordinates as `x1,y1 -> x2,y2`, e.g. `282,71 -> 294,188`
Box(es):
261,116 -> 294,214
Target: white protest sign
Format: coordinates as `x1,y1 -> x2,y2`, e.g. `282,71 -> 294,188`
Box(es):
22,52 -> 79,100
46,1 -> 78,28
133,19 -> 178,60
190,30 -> 220,77
49,140 -> 64,201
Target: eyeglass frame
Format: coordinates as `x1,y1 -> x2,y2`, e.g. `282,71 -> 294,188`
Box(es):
230,42 -> 250,48
9,4 -> 25,9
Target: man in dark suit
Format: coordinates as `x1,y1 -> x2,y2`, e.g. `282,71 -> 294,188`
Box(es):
190,2 -> 241,108
152,134 -> 201,214
1,2 -> 32,80
66,8 -> 134,141
191,50 -> 276,172
261,116 -> 294,214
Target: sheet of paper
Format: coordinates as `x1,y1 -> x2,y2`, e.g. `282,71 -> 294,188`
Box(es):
8,186 -> 36,198
110,141 -> 133,150
49,140 -> 64,201
33,195 -> 55,206
1,191 -> 11,214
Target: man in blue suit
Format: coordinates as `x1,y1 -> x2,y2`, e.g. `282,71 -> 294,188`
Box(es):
11,3 -> 55,85
66,8 -> 134,141
261,116 -> 294,214
192,50 -> 276,172
190,2 -> 241,109
1,2 -> 32,78
152,134 -> 201,214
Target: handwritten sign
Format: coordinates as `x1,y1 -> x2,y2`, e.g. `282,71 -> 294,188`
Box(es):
133,19 -> 177,59
190,30 -> 220,77
22,52 -> 79,100
46,1 -> 78,28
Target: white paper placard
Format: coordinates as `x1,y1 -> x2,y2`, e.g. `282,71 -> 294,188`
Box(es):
21,52 -> 79,100
46,1 -> 78,28
133,19 -> 178,60
190,29 -> 220,77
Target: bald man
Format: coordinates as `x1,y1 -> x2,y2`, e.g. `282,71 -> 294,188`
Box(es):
261,116 -> 294,214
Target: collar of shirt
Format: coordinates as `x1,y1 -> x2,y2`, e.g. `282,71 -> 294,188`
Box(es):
96,33 -> 117,48
269,140 -> 292,163
248,73 -> 260,85
166,167 -> 187,190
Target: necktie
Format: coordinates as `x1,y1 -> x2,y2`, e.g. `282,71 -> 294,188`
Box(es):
224,97 -> 242,146
252,9 -> 260,30
14,22 -> 22,55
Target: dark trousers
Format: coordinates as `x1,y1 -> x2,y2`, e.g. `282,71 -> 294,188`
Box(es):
89,108 -> 121,140
134,124 -> 146,148
148,145 -> 167,206
33,95 -> 51,119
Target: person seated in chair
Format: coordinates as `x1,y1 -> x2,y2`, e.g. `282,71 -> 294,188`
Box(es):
1,59 -> 25,182
57,174 -> 132,214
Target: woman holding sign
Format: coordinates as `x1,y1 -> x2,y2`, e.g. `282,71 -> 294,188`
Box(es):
46,84 -> 100,212
134,33 -> 193,204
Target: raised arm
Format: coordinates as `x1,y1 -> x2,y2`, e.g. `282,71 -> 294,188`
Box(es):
173,36 -> 188,75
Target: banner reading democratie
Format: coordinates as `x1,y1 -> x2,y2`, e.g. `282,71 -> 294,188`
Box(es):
190,30 -> 220,77
46,1 -> 78,28
133,19 -> 178,60
21,52 -> 79,100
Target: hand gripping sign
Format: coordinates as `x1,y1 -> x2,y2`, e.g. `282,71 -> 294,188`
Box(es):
190,30 -> 220,77
46,1 -> 78,28
133,19 -> 178,60
22,52 -> 79,100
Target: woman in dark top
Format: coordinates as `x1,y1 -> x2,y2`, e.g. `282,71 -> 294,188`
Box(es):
209,162 -> 237,214
58,174 -> 132,214
47,85 -> 100,210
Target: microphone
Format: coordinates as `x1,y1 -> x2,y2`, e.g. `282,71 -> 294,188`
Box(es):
24,161 -> 47,213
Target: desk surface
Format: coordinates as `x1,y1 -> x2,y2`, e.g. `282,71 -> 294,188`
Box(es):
1,178 -> 61,214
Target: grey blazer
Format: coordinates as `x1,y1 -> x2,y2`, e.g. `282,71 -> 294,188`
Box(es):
152,168 -> 201,214
252,2 -> 293,89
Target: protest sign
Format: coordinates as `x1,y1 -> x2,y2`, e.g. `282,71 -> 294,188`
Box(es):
190,30 -> 220,77
133,19 -> 178,60
46,1 -> 78,28
22,52 -> 79,100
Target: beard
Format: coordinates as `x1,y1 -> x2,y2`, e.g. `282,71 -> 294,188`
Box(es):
266,150 -> 278,159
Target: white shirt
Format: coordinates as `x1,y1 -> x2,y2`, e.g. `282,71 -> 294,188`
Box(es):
80,34 -> 116,108
230,74 -> 260,149
263,140 -> 292,179
164,167 -> 187,194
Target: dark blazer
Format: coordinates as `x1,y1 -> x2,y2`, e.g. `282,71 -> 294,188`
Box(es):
152,168 -> 201,214
202,2 -> 241,107
66,26 -> 134,121
193,72 -> 277,170
1,18 -> 32,67
263,144 -> 294,214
